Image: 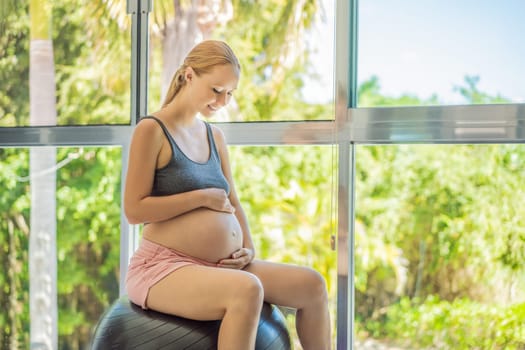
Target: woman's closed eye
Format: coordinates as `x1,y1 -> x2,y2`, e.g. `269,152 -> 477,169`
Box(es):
213,88 -> 233,96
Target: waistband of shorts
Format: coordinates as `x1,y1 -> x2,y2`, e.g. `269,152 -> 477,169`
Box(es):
139,237 -> 218,267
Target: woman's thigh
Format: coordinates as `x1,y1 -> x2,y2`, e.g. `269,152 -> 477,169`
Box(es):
146,265 -> 261,321
244,260 -> 327,309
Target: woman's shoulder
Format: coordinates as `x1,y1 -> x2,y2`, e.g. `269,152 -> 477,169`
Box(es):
139,114 -> 162,125
137,113 -> 167,130
208,122 -> 225,137
132,116 -> 165,143
208,123 -> 227,145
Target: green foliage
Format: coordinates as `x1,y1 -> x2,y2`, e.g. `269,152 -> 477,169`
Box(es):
358,74 -> 511,107
355,143 -> 525,346
230,145 -> 338,345
358,76 -> 440,107
0,148 -> 31,349
230,145 -> 337,290
212,0 -> 334,121
455,75 -> 510,104
0,0 -> 130,127
354,78 -> 524,347
52,0 -> 131,125
0,1 -> 29,126
0,147 -> 122,349
365,296 -> 525,349
55,147 -> 122,347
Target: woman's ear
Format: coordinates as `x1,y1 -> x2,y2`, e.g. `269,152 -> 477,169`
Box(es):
185,67 -> 194,82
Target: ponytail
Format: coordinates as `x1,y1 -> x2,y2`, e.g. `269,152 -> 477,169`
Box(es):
162,65 -> 187,108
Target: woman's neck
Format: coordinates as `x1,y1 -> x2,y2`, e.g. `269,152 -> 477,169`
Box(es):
160,92 -> 199,127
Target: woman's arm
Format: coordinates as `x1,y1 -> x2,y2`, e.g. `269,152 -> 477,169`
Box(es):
212,125 -> 256,265
124,119 -> 232,224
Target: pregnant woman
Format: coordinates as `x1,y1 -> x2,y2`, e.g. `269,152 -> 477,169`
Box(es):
124,40 -> 331,350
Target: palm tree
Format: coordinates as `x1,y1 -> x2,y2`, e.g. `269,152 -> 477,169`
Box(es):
28,0 -> 58,349
148,0 -> 234,100
98,0 -> 320,110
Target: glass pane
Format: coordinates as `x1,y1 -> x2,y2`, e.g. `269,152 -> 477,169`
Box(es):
230,145 -> 338,346
0,1 -> 130,127
358,0 -> 525,107
148,0 -> 335,121
354,144 -> 525,348
0,147 -> 121,349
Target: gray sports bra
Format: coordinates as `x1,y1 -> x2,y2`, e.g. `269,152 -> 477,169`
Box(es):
143,116 -> 230,196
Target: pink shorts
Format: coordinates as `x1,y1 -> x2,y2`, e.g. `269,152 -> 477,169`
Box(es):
125,238 -> 218,309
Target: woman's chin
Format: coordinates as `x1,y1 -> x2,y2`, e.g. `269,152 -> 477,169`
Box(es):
200,108 -> 217,118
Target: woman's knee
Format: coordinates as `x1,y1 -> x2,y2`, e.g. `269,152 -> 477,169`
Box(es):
230,273 -> 264,309
303,268 -> 329,303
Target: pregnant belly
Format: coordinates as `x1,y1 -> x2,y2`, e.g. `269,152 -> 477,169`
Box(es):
142,208 -> 243,263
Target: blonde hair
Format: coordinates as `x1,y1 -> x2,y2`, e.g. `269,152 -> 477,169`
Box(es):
162,40 -> 241,108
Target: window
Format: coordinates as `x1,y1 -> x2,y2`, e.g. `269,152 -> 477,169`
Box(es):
147,0 -> 335,121
0,0 -> 131,127
0,146 -> 121,348
358,0 -> 525,107
1,0 -> 523,349
354,144 -> 525,348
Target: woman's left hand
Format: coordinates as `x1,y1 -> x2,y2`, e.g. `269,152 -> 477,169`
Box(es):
218,248 -> 254,269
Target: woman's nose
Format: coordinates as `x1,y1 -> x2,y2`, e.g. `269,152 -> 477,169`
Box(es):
217,92 -> 229,106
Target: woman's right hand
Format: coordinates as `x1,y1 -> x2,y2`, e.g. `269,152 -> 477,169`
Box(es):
203,188 -> 235,213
